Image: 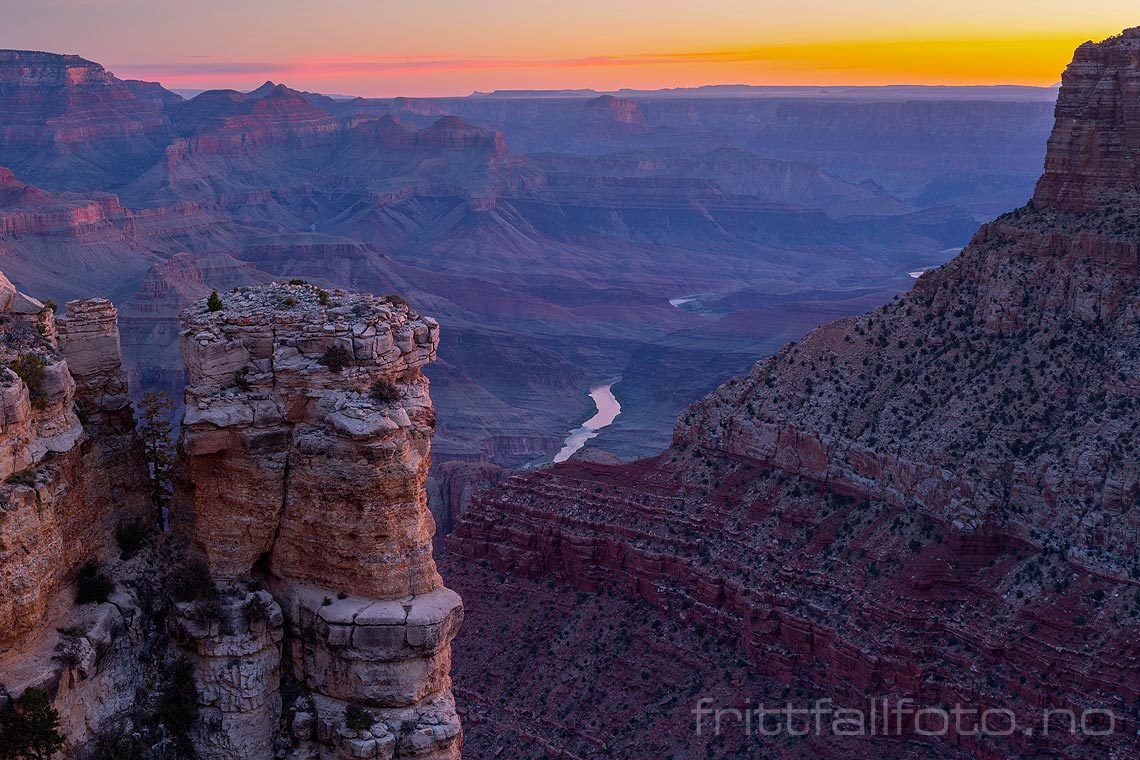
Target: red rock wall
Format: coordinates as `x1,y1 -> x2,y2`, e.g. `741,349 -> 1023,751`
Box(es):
1034,28 -> 1140,212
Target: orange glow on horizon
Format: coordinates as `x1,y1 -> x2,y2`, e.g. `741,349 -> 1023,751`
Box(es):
110,33 -> 1109,96
7,0 -> 1134,98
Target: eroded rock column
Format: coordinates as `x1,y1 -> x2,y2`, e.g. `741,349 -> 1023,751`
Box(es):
176,283 -> 462,759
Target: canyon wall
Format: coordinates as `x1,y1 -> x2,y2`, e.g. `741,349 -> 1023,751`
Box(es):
0,274 -> 152,755
0,50 -> 173,191
0,279 -> 149,645
176,283 -> 462,759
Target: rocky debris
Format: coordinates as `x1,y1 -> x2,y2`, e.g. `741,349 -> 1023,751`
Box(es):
176,282 -> 461,759
448,28 -> 1140,758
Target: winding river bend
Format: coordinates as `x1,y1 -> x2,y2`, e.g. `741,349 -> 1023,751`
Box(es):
553,384 -> 622,463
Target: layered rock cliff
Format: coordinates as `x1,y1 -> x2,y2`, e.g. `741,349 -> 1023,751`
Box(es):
0,278 -> 148,642
0,50 -> 174,190
449,28 -> 1140,758
176,283 -> 462,759
0,274 -> 152,755
1034,28 -> 1140,213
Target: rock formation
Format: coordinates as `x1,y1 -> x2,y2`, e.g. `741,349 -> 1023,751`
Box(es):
1,275 -> 462,759
0,274 -> 151,755
176,283 -> 462,759
0,281 -> 148,640
0,50 -> 174,190
448,28 -> 1140,758
1034,28 -> 1140,212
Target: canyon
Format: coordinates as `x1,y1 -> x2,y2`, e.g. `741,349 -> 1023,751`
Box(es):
0,24 -> 1136,760
445,27 -> 1140,758
0,47 -> 1055,488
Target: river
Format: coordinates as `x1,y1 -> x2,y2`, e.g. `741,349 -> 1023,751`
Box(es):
553,384 -> 622,463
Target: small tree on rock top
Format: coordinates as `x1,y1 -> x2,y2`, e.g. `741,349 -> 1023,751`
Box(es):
206,290 -> 223,312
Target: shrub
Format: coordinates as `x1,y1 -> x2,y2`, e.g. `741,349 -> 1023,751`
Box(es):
234,366 -> 252,391
288,278 -> 308,285
345,704 -> 374,731
39,299 -> 58,313
369,379 -> 399,404
319,344 -> 353,373
165,552 -> 218,604
52,634 -> 82,668
156,657 -> 199,739
386,293 -> 409,308
206,290 -> 223,312
242,594 -> 272,626
7,466 -> 38,488
0,687 -> 65,760
0,318 -> 41,349
114,520 -> 149,559
76,562 -> 114,604
7,353 -> 47,408
89,725 -> 147,760
316,289 -> 330,306
186,593 -> 224,625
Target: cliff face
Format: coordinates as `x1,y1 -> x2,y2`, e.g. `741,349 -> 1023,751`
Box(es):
449,29 -> 1140,757
1,279 -> 148,640
176,283 -> 462,759
1034,28 -> 1140,212
0,277 -> 84,643
0,275 -> 151,755
0,50 -> 173,190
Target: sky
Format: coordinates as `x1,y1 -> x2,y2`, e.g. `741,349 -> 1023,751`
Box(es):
3,0 -> 1137,96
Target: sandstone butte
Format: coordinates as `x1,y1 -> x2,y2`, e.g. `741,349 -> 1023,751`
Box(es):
445,28 -> 1140,758
0,276 -> 462,758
